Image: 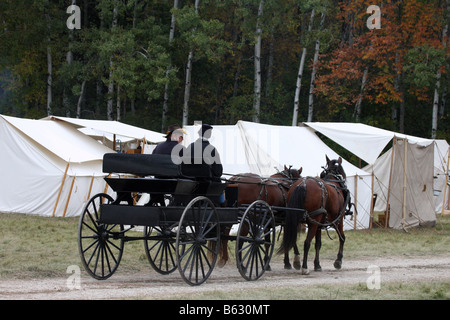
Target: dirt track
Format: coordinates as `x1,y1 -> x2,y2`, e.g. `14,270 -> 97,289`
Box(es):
1,254 -> 449,300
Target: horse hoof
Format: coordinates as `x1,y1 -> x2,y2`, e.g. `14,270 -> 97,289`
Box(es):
284,264 -> 292,270
301,268 -> 310,275
334,260 -> 342,270
293,261 -> 301,270
314,266 -> 322,272
217,259 -> 227,268
265,264 -> 272,271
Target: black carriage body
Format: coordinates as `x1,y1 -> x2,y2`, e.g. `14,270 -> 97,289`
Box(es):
99,153 -> 238,226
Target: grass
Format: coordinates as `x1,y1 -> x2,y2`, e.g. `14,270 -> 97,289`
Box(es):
0,212 -> 449,299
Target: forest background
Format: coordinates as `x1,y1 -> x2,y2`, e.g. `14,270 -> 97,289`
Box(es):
0,0 -> 449,143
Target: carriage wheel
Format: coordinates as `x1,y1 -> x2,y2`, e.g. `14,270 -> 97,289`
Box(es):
143,224 -> 178,275
176,196 -> 220,286
236,200 -> 275,281
78,193 -> 124,280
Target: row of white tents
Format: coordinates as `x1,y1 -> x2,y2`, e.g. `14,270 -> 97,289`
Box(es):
0,114 -> 448,230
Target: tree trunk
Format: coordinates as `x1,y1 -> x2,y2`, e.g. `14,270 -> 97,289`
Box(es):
182,0 -> 200,127
399,71 -> 405,133
253,0 -> 264,123
76,80 -> 86,118
433,0 -> 449,138
307,11 -> 324,122
432,70 -> 440,139
265,33 -> 274,98
162,0 -> 179,132
292,9 -> 315,126
116,84 -> 121,121
354,66 -> 369,122
107,0 -> 118,121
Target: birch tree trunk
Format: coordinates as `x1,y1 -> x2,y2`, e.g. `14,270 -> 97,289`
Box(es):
354,66 -> 368,122
292,9 -> 315,126
76,80 -> 86,118
162,0 -> 179,131
46,45 -> 52,116
182,0 -> 200,127
432,71 -> 441,139
307,11 -> 324,122
432,0 -> 448,138
116,84 -> 121,121
253,0 -> 264,123
45,0 -> 52,116
107,0 -> 118,121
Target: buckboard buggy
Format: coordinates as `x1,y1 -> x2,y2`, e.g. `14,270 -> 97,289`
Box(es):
78,153 -> 304,286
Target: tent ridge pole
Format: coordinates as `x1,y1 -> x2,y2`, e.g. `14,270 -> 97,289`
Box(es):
402,138 -> 408,228
441,146 -> 450,215
385,136 -> 396,228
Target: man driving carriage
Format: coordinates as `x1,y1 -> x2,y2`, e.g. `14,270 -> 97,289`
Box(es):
184,124 -> 223,181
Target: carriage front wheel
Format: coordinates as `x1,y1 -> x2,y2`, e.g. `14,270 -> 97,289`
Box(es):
78,193 -> 124,280
176,196 -> 220,286
236,200 -> 275,281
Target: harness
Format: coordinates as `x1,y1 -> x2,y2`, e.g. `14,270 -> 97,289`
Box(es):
301,173 -> 352,241
224,168 -> 299,207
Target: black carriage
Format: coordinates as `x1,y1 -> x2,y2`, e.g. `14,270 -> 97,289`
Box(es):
77,153 -> 280,286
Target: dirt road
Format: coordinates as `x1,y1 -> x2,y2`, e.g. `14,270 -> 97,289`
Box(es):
1,255 -> 449,300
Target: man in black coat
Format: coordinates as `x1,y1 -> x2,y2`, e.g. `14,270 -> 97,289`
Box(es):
185,124 -> 223,180
153,124 -> 183,155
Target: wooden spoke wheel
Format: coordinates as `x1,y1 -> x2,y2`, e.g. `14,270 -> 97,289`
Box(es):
176,196 -> 220,286
236,200 -> 275,281
78,193 -> 124,280
143,224 -> 178,275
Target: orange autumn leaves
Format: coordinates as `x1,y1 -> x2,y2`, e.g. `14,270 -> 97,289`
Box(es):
315,0 -> 447,114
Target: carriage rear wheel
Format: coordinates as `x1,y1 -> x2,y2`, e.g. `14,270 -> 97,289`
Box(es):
176,196 -> 220,286
236,200 -> 275,281
78,193 -> 124,280
143,224 -> 178,275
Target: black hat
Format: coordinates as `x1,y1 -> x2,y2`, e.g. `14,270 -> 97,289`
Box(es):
165,124 -> 181,138
199,124 -> 213,136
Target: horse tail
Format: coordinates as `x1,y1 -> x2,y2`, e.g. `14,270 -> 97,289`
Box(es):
277,183 -> 306,254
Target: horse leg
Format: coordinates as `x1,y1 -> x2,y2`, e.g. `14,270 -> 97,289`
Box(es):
333,221 -> 345,270
313,228 -> 322,272
301,224 -> 317,275
292,223 -> 305,270
293,243 -> 301,270
283,250 -> 292,269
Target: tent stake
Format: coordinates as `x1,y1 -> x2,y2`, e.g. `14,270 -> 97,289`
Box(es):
52,163 -> 70,217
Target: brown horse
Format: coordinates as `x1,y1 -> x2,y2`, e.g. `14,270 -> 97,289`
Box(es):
279,156 -> 350,275
217,166 -> 303,269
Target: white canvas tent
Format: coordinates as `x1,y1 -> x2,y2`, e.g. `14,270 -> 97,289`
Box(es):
183,121 -> 373,230
42,116 -> 166,154
43,116 -> 166,144
304,122 -> 449,229
0,115 -> 114,217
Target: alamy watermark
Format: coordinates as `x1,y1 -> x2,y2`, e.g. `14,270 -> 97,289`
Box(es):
66,265 -> 81,290
66,5 -> 81,30
367,5 -> 381,30
366,265 -> 381,290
